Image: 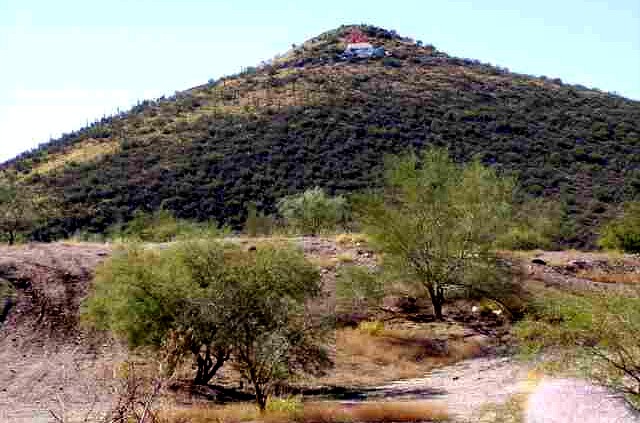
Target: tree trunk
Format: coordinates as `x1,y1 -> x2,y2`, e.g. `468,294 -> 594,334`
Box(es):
432,297 -> 444,321
255,382 -> 267,412
427,284 -> 445,321
194,346 -> 229,385
8,231 -> 15,246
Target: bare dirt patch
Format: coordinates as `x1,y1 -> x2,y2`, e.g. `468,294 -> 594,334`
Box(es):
0,242 -> 126,422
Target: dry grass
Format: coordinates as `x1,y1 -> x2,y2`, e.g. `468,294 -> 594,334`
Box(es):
337,253 -> 356,263
318,325 -> 484,386
160,403 -> 259,423
577,270 -> 640,284
29,138 -> 119,175
309,255 -> 339,269
160,401 -> 448,423
335,233 -> 369,247
304,401 -> 449,422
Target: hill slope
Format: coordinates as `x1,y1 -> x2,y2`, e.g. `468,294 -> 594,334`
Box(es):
5,25 -> 640,247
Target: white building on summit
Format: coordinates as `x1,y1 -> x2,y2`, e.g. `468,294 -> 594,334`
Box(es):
342,29 -> 385,59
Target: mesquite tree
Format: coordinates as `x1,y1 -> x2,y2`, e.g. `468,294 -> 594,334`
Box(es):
83,240 -> 330,408
357,148 -> 516,320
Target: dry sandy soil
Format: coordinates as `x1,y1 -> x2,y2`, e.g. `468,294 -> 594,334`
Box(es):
0,242 -> 125,423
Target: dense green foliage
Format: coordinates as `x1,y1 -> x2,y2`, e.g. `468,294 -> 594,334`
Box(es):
277,187 -> 348,235
598,202 -> 640,253
4,25 -> 640,247
336,265 -> 386,321
516,291 -> 640,408
0,172 -> 56,245
496,198 -> 562,250
356,148 -> 519,319
83,241 -> 329,406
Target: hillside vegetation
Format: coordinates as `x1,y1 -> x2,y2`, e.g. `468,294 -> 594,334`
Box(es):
4,25 -> 640,247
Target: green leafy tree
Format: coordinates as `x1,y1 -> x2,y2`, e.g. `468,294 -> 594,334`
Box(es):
356,148 -> 517,320
599,202 -> 640,253
82,243 -> 230,384
83,240 -> 329,409
516,291 -> 640,409
277,187 -> 347,235
227,245 -> 330,410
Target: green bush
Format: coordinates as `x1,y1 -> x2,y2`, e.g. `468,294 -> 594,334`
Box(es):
383,57 -> 402,68
109,209 -> 228,242
266,396 -> 303,414
244,203 -> 276,237
336,265 -> 385,320
598,202 -> 640,253
496,198 -> 562,250
277,187 -> 348,235
498,227 -> 551,251
83,240 -> 329,410
357,320 -> 385,336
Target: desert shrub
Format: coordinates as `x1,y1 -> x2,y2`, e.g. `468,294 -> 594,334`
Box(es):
0,171 -> 57,245
383,57 -> 402,68
110,209 -> 228,242
515,291 -> 640,408
245,203 -> 276,237
335,233 -> 368,246
599,202 -> 640,253
356,148 -> 520,320
497,198 -> 562,250
357,320 -> 385,336
498,227 -> 551,251
336,266 -> 385,321
277,187 -> 348,235
83,240 -> 330,409
266,396 -> 303,414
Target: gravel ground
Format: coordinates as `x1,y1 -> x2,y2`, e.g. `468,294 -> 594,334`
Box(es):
374,356 -> 639,422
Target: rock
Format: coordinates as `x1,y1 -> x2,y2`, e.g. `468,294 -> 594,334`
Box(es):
567,259 -> 591,269
532,258 -> 547,265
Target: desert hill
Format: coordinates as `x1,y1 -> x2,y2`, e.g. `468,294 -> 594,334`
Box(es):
4,25 -> 640,247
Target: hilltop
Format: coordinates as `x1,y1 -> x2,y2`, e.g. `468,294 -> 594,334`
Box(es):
4,25 -> 640,247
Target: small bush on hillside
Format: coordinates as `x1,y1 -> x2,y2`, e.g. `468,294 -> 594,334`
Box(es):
497,198 -> 562,250
277,187 -> 348,236
598,202 -> 640,253
244,202 -> 276,237
383,57 -> 402,68
110,209 -> 228,242
0,171 -> 57,245
515,291 -> 640,408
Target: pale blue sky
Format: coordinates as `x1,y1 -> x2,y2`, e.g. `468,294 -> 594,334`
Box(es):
1,0 -> 639,162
